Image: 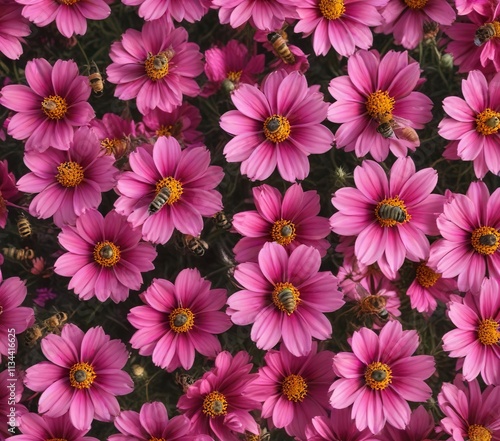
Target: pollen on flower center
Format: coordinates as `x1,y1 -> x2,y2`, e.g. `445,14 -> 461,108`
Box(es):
93,241 -> 121,267
365,90 -> 395,119
403,0 -> 428,9
226,70 -> 242,82
145,52 -> 170,81
364,361 -> 393,390
169,307 -> 195,333
263,115 -> 291,143
58,0 -> 79,4
318,0 -> 345,20
156,125 -> 173,137
416,263 -> 441,288
154,177 -> 183,205
69,362 -> 96,389
272,282 -> 301,315
468,424 -> 493,441
375,196 -> 411,227
101,137 -> 121,155
282,374 -> 308,402
475,108 -> 500,136
46,438 -> 68,441
271,219 -> 297,246
56,161 -> 84,188
477,318 -> 500,346
202,391 -> 228,418
41,95 -> 68,120
470,226 -> 500,255
149,438 -> 166,441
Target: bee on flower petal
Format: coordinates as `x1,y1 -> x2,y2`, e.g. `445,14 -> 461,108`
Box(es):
376,112 -> 419,143
149,187 -> 171,214
377,204 -> 406,223
474,23 -> 498,46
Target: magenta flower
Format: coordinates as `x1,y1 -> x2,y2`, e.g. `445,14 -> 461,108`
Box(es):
177,351 -> 261,441
107,19 -> 203,116
455,0 -> 493,16
0,369 -> 27,438
376,0 -> 455,50
220,70 -> 334,182
377,405 -> 438,441
330,158 -> 444,280
114,136 -> 223,245
0,159 -> 21,229
0,0 -> 30,60
121,0 -> 210,22
442,279 -> 500,385
16,126 -> 118,227
438,377 -> 500,440
330,320 -> 435,434
15,0 -> 110,38
90,113 -> 137,160
0,58 -> 95,152
128,269 -> 232,372
295,0 -> 386,57
438,70 -> 500,178
248,343 -> 334,440
227,242 -> 344,356
24,324 -> 134,431
328,50 -> 433,161
428,181 -> 500,294
109,401 -> 212,441
54,209 -> 157,303
232,183 -> 331,263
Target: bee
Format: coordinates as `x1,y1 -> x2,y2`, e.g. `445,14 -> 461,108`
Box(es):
377,203 -> 406,223
41,100 -> 57,111
175,372 -> 195,392
17,213 -> 32,238
277,288 -> 296,314
221,78 -> 235,93
485,116 -> 500,129
24,325 -> 44,347
87,61 -> 104,96
265,116 -> 282,134
148,47 -> 175,70
149,187 -> 171,214
423,21 -> 439,41
376,112 -> 419,143
2,246 -> 35,261
213,211 -> 232,230
369,369 -> 387,382
43,312 -> 68,334
479,233 -> 498,246
354,284 -> 390,324
268,29 -> 295,64
474,22 -> 498,46
182,234 -> 209,257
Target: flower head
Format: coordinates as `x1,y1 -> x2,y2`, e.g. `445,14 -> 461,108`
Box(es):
121,0 -> 210,22
377,405 -> 438,440
0,0 -> 30,60
90,113 -> 137,160
0,159 -> 21,229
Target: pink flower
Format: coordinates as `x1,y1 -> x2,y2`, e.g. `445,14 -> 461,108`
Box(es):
177,351 -> 261,441
109,401 -> 212,441
0,369 -> 27,438
114,136 -> 223,245
202,39 -> 265,97
128,269 -> 232,372
377,405 -> 438,440
90,113 -> 137,160
227,242 -> 344,356
220,70 -> 334,182
121,0 -> 210,22
330,158 -> 445,279
0,0 -> 30,60
295,0 -> 387,57
107,19 -> 203,116
0,159 -> 21,229
442,279 -> 500,385
54,209 -> 157,303
428,181 -> 500,294
0,58 -> 95,152
330,320 -> 435,434
328,50 -> 433,161
16,126 -> 118,227
437,377 -> 500,440
232,183 -> 331,263
24,324 -> 134,430
376,0 -> 455,50
438,70 -> 500,178
15,0 -> 110,38
455,0 -> 494,16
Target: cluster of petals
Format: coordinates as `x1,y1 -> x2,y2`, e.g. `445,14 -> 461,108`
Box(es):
0,58 -> 95,152
376,405 -> 438,440
231,183 -> 331,263
177,351 -> 261,441
220,69 -> 334,182
114,136 -> 223,245
328,49 -> 432,161
128,268 -> 232,372
0,369 -> 27,437
121,0 -> 210,22
439,70 -> 500,178
24,324 -> 134,430
54,209 -> 157,303
428,181 -> 500,294
330,157 -> 444,280
455,0 -> 493,16
330,320 -> 435,434
107,19 -> 203,115
0,0 -> 30,60
89,113 -> 138,160
0,159 -> 21,229
17,126 -> 118,227
227,242 -> 344,356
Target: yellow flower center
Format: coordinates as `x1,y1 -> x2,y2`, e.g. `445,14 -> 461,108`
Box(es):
156,125 -> 173,137
58,0 -> 79,4
56,161 -> 84,188
364,361 -> 393,390
272,282 -> 301,315
149,438 -> 166,441
93,241 -> 121,267
318,0 -> 345,20
41,95 -> 68,120
169,307 -> 195,333
365,90 -> 395,119
282,374 -> 308,402
154,177 -> 183,205
202,391 -> 228,418
145,52 -> 170,81
263,115 -> 291,143
403,0 -> 428,9
416,263 -> 441,288
470,226 -> 500,255
69,362 -> 96,389
475,108 -> 500,136
46,439 -> 68,441
245,435 -> 259,441
468,424 -> 493,441
374,196 -> 411,227
226,70 -> 242,82
100,137 -> 126,157
271,219 -> 297,246
477,319 -> 500,346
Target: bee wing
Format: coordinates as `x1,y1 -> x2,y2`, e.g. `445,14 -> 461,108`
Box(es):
391,115 -> 419,144
355,283 -> 370,299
